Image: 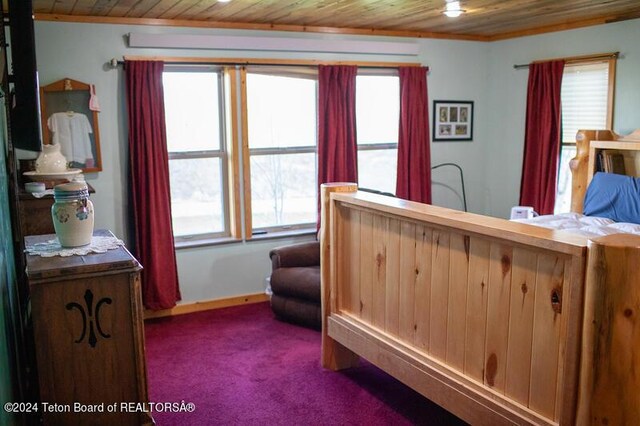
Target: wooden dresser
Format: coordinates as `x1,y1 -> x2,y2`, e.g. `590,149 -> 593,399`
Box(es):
25,230 -> 152,426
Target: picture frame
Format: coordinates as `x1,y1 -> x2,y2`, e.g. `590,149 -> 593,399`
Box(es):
39,77 -> 103,173
432,100 -> 473,142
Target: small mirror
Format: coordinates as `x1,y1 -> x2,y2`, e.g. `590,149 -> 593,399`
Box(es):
39,77 -> 102,173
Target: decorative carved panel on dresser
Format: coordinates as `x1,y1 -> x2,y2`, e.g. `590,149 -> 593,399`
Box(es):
18,183 -> 95,236
25,230 -> 152,426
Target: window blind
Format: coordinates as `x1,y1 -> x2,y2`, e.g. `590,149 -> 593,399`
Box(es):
561,62 -> 609,143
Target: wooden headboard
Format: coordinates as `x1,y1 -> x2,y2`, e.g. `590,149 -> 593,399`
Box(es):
569,128 -> 640,213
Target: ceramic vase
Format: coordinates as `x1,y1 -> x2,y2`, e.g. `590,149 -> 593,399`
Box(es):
35,144 -> 68,173
51,182 -> 94,247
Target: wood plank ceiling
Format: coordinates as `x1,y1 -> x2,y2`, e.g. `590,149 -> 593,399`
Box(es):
33,0 -> 640,41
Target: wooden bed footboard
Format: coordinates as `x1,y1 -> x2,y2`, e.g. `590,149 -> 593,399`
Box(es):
320,184 -> 640,425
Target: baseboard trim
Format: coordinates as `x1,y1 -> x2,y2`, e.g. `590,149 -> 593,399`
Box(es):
144,293 -> 270,319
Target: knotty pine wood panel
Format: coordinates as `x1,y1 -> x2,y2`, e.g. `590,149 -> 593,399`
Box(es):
554,259 -> 574,422
429,230 -> 450,361
141,0 -> 182,19
463,237 -> 491,382
161,0 -> 205,19
345,209 -> 361,316
34,0 -> 640,40
160,0 -> 214,20
528,253 -> 565,418
333,202 -> 576,415
384,218 -> 401,336
413,225 -> 432,351
504,247 -> 538,406
72,0 -> 100,15
371,215 -> 388,329
578,234 -> 640,425
446,233 -> 470,371
90,0 -> 116,16
51,0 -> 75,14
483,244 -> 513,393
325,195 -> 590,425
359,211 -> 374,322
335,204 -> 351,314
398,221 -> 417,343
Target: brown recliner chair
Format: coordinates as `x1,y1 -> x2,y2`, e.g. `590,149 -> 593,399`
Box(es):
269,241 -> 321,329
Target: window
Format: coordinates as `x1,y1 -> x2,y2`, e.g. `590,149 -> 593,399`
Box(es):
161,62 -> 405,244
356,74 -> 399,195
555,60 -> 615,213
163,69 -> 230,240
245,72 -> 318,232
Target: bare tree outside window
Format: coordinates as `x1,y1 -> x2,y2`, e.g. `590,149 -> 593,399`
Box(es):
247,73 -> 317,231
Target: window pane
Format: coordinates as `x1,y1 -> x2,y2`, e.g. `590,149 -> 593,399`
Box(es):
358,149 -> 397,195
163,72 -> 221,152
250,153 -> 316,229
554,145 -> 577,214
247,74 -> 317,149
169,158 -> 225,236
561,62 -> 609,143
356,76 -> 399,144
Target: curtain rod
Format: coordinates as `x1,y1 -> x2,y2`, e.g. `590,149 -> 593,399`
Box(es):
513,51 -> 619,70
107,57 -> 425,70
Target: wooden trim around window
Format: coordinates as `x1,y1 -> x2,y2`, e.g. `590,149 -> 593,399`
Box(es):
239,67 -> 253,239
606,59 -> 616,130
225,67 -> 243,239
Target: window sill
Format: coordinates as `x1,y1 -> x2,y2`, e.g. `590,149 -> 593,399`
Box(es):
175,236 -> 242,250
174,228 -> 316,249
249,228 -> 317,242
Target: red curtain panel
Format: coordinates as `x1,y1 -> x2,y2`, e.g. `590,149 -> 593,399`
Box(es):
396,66 -> 432,204
125,60 -> 181,310
317,65 -> 358,224
519,60 -> 565,215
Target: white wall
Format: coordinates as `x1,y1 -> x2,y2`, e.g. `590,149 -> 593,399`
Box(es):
33,21 -> 489,303
484,19 -> 640,218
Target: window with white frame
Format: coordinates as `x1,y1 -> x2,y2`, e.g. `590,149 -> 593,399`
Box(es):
162,69 -> 230,240
246,71 -> 318,232
356,74 -> 399,195
555,60 -> 614,213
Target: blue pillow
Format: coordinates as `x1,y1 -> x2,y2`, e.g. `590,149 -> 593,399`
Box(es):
583,172 -> 640,224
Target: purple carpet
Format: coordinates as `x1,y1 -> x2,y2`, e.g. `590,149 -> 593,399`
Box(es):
144,302 -> 466,425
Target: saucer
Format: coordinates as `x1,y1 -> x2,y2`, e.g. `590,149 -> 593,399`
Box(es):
23,169 -> 82,182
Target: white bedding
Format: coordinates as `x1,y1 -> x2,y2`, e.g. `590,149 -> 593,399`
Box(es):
512,212 -> 640,237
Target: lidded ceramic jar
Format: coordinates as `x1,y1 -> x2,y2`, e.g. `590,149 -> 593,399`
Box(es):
51,181 -> 94,247
35,143 -> 68,173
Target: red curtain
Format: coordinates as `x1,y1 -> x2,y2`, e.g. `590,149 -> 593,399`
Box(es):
396,66 -> 432,204
317,65 -> 358,222
125,60 -> 181,310
519,60 -> 565,215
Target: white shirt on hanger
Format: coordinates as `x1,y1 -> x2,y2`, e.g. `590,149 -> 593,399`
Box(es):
47,112 -> 94,164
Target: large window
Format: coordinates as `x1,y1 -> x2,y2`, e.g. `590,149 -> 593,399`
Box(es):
161,64 -> 404,243
246,72 -> 318,232
163,69 -> 229,240
555,60 -> 614,213
356,74 -> 399,195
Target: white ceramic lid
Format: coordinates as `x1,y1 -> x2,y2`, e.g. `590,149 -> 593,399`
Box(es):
54,181 -> 88,192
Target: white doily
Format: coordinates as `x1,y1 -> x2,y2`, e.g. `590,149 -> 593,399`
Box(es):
25,236 -> 125,257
